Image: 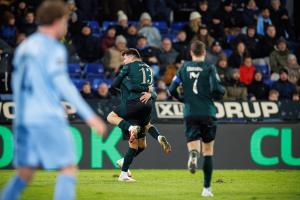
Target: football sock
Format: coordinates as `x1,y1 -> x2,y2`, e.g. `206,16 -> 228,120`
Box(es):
54,174 -> 76,200
122,148 -> 137,172
135,148 -> 145,157
189,149 -> 200,159
1,175 -> 27,200
118,120 -> 131,131
148,126 -> 160,140
203,156 -> 213,188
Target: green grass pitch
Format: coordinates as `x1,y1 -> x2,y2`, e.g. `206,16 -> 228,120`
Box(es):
1,170 -> 300,200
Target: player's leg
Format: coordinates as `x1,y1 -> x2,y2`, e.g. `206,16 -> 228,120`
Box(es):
107,111 -> 140,141
187,140 -> 201,174
201,140 -> 215,197
145,123 -> 171,154
136,137 -> 147,157
118,139 -> 138,182
54,165 -> 77,200
1,167 -> 35,200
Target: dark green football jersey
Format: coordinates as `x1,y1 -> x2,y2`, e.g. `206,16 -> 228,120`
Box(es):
169,61 -> 223,118
112,60 -> 155,102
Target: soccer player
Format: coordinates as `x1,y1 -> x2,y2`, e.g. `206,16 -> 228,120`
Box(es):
0,1 -> 106,200
107,48 -> 171,181
169,41 -> 224,197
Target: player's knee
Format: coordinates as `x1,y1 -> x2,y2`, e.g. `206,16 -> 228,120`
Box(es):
202,146 -> 214,156
60,165 -> 78,176
139,141 -> 147,149
129,140 -> 138,149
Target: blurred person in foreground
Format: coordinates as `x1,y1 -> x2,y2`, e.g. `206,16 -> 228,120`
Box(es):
0,2 -> 106,200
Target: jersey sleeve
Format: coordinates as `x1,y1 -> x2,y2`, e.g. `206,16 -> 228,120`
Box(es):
111,65 -> 129,89
168,66 -> 183,100
48,46 -> 95,120
209,64 -> 225,100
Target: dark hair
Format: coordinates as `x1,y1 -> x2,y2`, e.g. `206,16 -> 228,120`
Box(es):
243,55 -> 252,61
137,35 -> 147,40
190,41 -> 206,56
36,0 -> 69,26
121,48 -> 141,58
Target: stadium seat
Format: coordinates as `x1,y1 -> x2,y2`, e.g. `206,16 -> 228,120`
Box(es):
85,20 -> 102,37
102,21 -> 117,31
226,35 -> 237,43
171,22 -> 186,31
255,64 -> 270,78
162,33 -> 177,42
152,21 -> 168,33
67,63 -> 81,78
263,78 -> 273,87
128,20 -> 139,26
71,78 -> 86,90
223,49 -> 233,57
84,63 -> 104,75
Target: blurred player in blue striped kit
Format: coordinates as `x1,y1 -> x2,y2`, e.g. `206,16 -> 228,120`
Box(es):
0,1 -> 107,200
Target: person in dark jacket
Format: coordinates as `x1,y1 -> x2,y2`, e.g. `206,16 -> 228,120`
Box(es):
157,37 -> 179,76
272,68 -> 296,100
208,13 -> 226,45
248,70 -> 269,100
80,82 -> 95,99
94,82 -> 112,99
182,11 -> 202,42
224,68 -> 248,100
260,24 -> 278,57
173,30 -> 190,63
228,41 -> 249,68
74,24 -> 100,62
196,0 -> 212,26
125,24 -> 138,48
0,12 -> 17,47
217,0 -> 242,30
19,11 -> 37,36
99,26 -> 116,57
242,0 -> 259,27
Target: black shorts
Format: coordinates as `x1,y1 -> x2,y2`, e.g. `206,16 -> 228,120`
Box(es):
113,98 -> 152,140
184,116 -> 217,143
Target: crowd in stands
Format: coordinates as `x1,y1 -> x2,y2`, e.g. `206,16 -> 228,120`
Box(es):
0,0 -> 300,102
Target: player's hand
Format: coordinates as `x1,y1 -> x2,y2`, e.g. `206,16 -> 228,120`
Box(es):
148,85 -> 153,93
86,116 -> 107,137
140,92 -> 152,104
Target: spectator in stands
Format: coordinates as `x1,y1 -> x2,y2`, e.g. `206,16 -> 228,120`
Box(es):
285,54 -> 300,85
183,11 -> 201,42
269,0 -> 294,40
74,24 -> 100,62
208,13 -> 226,45
13,1 -> 28,26
196,0 -> 212,26
173,30 -> 189,63
99,26 -> 116,57
224,68 -> 248,100
156,79 -> 167,90
248,70 -> 269,100
268,89 -> 279,101
242,0 -> 259,27
256,7 -> 272,36
156,88 -> 168,101
157,37 -> 179,76
206,40 -> 224,65
236,25 -> 261,59
19,10 -> 37,36
136,35 -> 159,76
272,68 -> 296,100
147,0 -> 177,23
75,0 -> 97,20
61,35 -> 80,63
138,12 -> 162,48
239,56 -> 256,85
0,12 -> 17,47
228,41 -> 249,68
67,0 -> 81,36
125,24 -> 138,48
80,82 -> 94,99
270,37 -> 289,75
192,24 -> 214,50
15,33 -> 26,46
103,35 -> 127,76
216,55 -> 231,84
292,92 -> 299,101
0,38 -> 13,75
115,10 -> 128,36
94,82 -> 112,99
218,0 -> 242,34
260,24 -> 278,57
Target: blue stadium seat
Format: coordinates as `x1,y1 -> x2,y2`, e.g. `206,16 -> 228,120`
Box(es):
255,64 -> 270,78
223,49 -> 233,57
152,21 -> 168,33
84,63 -> 104,74
85,20 -> 102,37
263,78 -> 273,87
226,35 -> 237,43
71,78 -> 86,90
102,21 -> 117,31
67,63 -> 81,78
171,22 -> 186,31
128,20 -> 139,26
162,33 -> 177,42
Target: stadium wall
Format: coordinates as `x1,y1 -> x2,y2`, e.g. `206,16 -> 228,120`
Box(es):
1,123 -> 299,169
